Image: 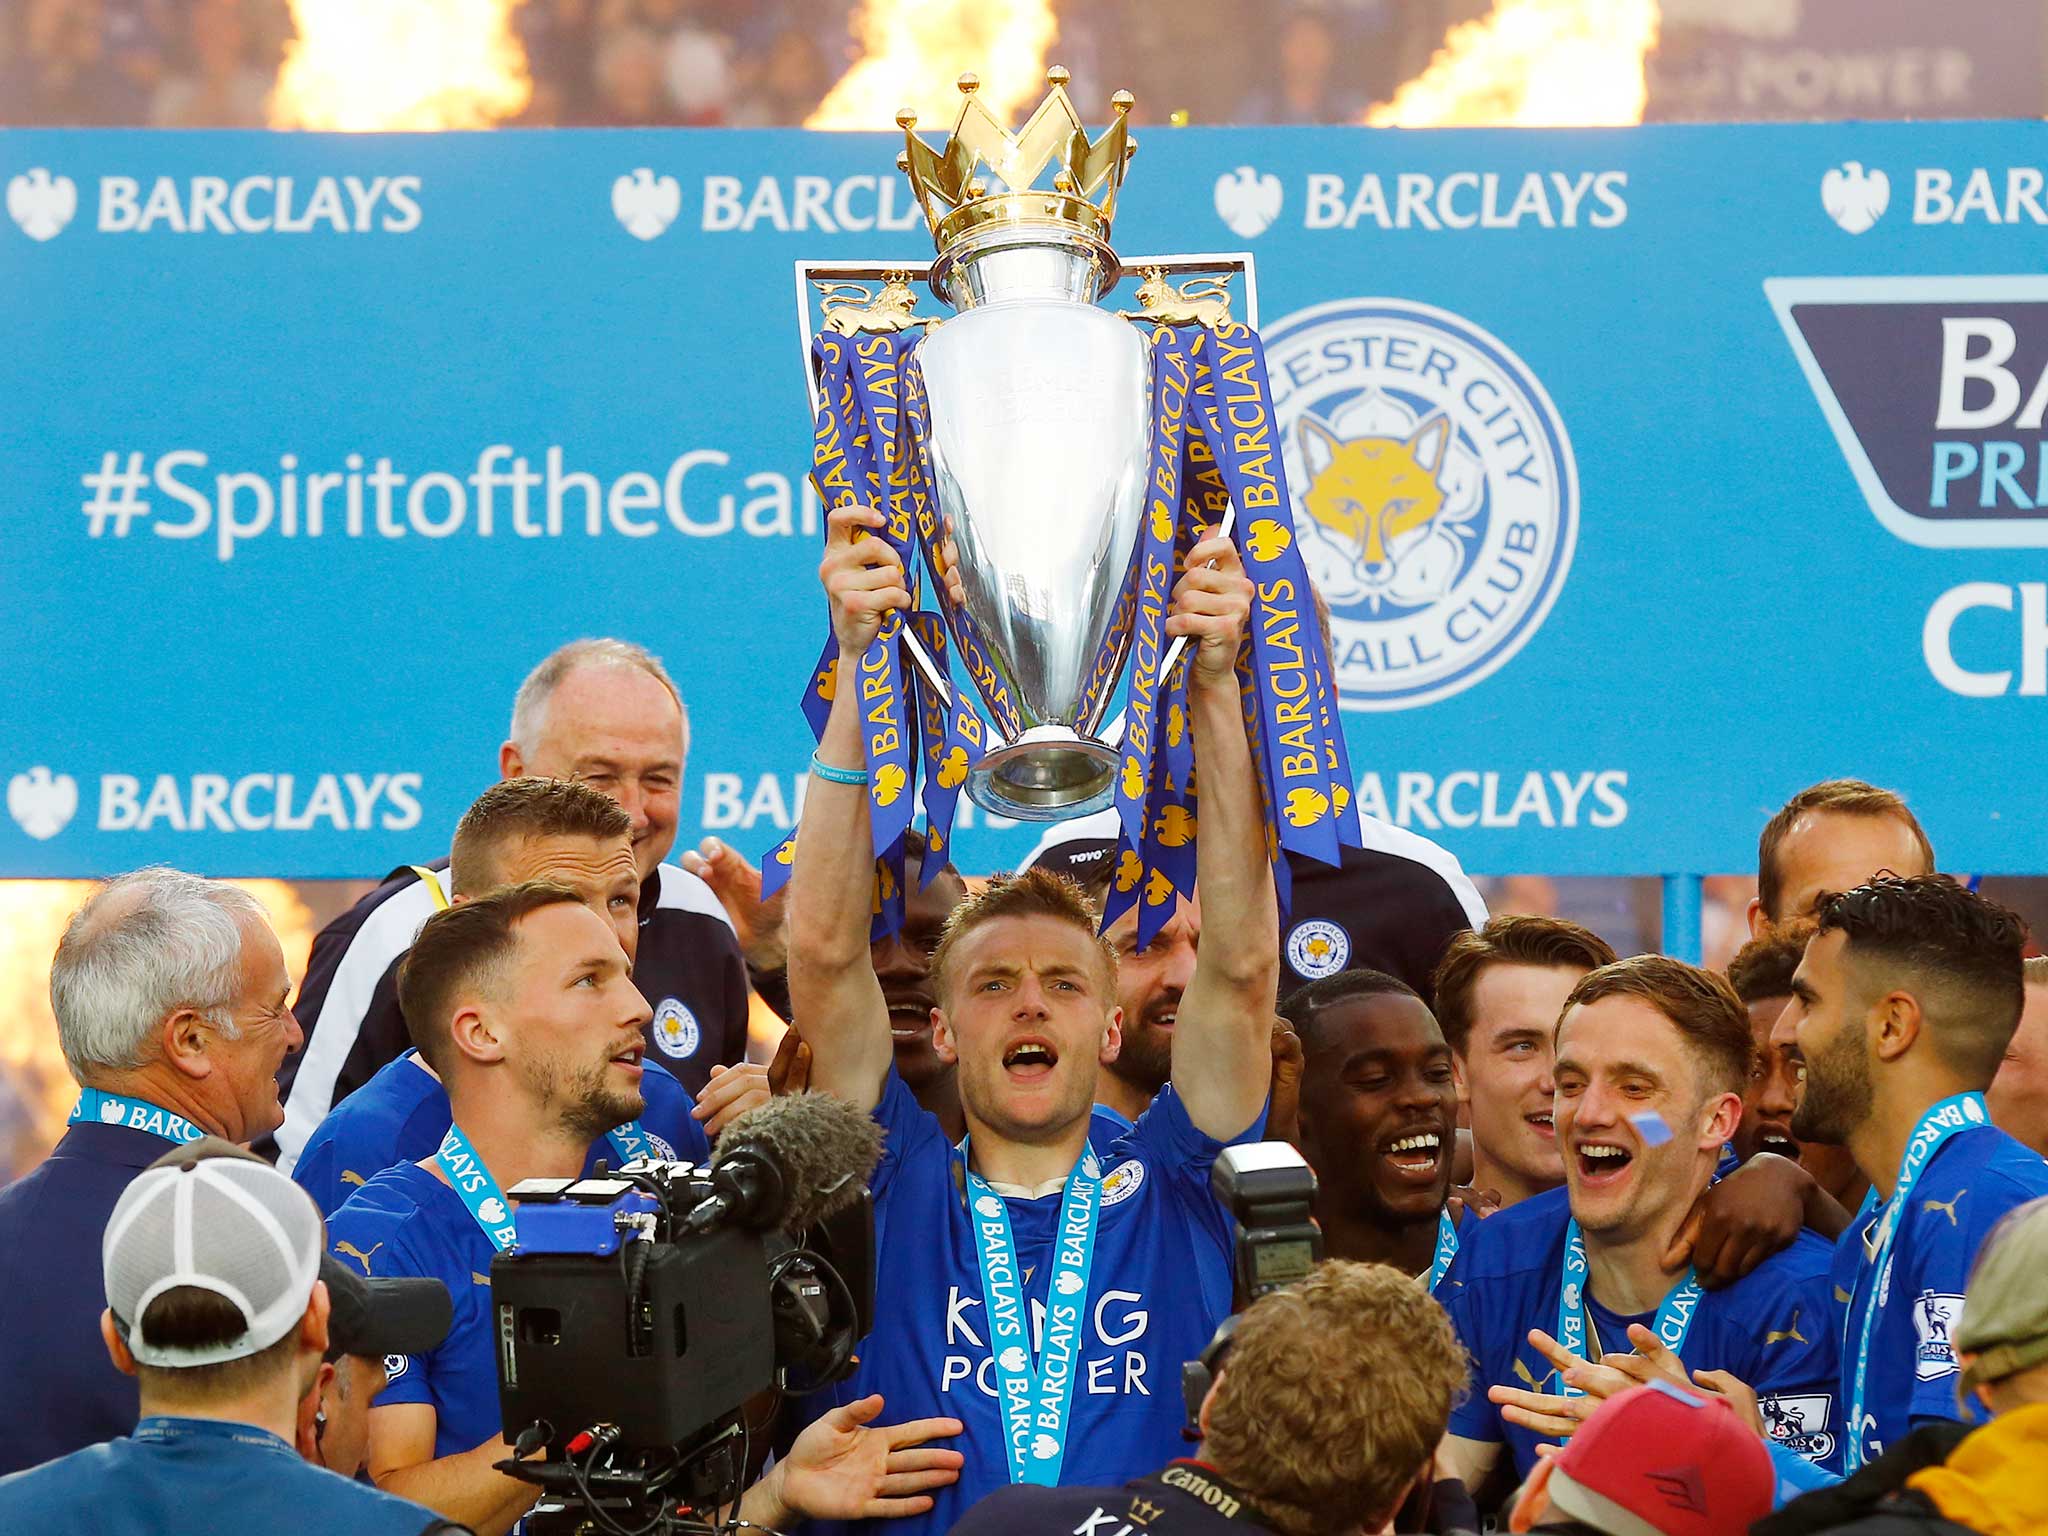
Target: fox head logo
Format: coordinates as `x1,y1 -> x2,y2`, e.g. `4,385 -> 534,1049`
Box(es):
1300,414 -> 1450,577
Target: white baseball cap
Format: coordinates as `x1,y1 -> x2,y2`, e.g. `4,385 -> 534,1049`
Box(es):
102,1146 -> 324,1368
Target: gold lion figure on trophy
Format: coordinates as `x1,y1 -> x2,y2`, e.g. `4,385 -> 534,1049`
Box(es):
817,273 -> 923,336
1125,268 -> 1235,328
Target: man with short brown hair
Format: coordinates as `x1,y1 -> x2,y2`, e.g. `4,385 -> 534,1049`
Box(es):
1432,915 -> 1618,1210
1749,779 -> 1935,940
948,1262 -> 1467,1536
1437,956 -> 1842,1490
788,506 -> 1278,1535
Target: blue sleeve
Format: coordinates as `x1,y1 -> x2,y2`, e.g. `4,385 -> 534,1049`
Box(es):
1437,1274 -> 1502,1444
1767,1440 -> 1841,1507
1749,1262 -> 1846,1474
1901,1167 -> 2047,1425
870,1066 -> 947,1200
325,1201 -> 434,1409
1128,1082 -> 1267,1253
639,1063 -> 712,1164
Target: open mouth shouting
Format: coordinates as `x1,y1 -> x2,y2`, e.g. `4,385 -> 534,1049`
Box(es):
1001,1037 -> 1059,1083
1752,1124 -> 1800,1159
884,991 -> 937,1042
1573,1138 -> 1634,1188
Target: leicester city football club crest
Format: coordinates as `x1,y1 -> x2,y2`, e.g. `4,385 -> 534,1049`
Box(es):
1265,297 -> 1578,711
652,997 -> 700,1060
1100,1159 -> 1147,1208
1286,918 -> 1351,979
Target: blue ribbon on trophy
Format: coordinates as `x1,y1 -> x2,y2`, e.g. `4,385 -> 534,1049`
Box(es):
771,68 -> 1360,937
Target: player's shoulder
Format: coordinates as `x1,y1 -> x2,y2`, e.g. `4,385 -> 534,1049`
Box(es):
1721,1228 -> 1838,1305
1455,1185 -> 1570,1277
328,1162 -> 453,1271
1950,1125 -> 2048,1194
648,863 -> 737,934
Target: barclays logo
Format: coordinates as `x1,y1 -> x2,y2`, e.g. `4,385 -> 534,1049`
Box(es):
8,766 -> 78,839
6,168 -> 76,241
1821,162 -> 1890,234
1263,297 -> 1577,711
1213,166 -> 1282,238
612,168 -> 680,240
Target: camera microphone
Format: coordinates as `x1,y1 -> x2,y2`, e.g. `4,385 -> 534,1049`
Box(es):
681,1093 -> 883,1234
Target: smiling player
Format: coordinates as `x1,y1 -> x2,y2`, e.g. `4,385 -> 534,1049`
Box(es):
1282,970 -> 1458,1281
1435,955 -> 1841,1488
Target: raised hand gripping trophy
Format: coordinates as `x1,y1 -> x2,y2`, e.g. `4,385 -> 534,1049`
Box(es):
766,69 -> 1359,945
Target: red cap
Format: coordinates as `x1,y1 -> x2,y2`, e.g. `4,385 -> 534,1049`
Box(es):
1547,1381 -> 1773,1536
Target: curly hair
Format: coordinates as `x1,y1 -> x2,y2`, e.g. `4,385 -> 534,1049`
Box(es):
1564,954 -> 1755,1099
1202,1262 -> 1465,1536
1430,914 -> 1618,1055
1724,922 -> 1814,1007
1818,875 -> 2026,1084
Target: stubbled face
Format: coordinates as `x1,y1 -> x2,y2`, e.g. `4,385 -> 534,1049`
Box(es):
212,912 -> 303,1141
513,663 -> 684,879
1297,993 -> 1458,1225
1734,993 -> 1802,1163
1455,964 -> 1581,1195
1988,982 -> 2048,1158
933,913 -> 1120,1145
1553,996 -> 1733,1243
493,902 -> 653,1142
493,831 -> 642,966
873,854 -> 967,1092
1767,993 -> 1865,1201
1102,895 -> 1200,1097
1785,930 -> 1874,1147
1764,812 -> 1929,931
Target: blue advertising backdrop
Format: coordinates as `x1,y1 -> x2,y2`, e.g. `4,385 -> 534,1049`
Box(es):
3,122 -> 2045,882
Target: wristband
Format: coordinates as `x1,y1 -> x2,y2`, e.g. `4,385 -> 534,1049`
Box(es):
810,753 -> 869,787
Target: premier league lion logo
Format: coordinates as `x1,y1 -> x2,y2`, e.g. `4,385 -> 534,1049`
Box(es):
1266,298 -> 1579,711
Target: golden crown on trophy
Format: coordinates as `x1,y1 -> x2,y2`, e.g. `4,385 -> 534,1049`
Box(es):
895,67 -> 1137,256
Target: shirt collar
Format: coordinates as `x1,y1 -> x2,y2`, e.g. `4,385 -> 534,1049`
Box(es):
53,1119 -> 189,1168
133,1416 -> 296,1457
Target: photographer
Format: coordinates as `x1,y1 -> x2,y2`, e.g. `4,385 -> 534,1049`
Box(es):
0,1142 -> 462,1534
948,1262 -> 1467,1536
328,882 -> 962,1536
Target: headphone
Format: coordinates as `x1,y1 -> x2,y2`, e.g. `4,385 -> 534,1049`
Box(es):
1179,1312 -> 1241,1441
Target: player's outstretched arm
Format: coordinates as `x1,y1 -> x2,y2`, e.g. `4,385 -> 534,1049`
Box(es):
1169,534 -> 1279,1140
787,504 -> 910,1112
365,1405 -> 540,1536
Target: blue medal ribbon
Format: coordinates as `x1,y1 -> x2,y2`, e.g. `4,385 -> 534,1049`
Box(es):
1427,1207 -> 1461,1293
960,1140 -> 1104,1486
70,1088 -> 207,1145
435,1122 -> 520,1253
1844,1091 -> 1989,1471
605,1120 -> 654,1165
1555,1218 -> 1703,1397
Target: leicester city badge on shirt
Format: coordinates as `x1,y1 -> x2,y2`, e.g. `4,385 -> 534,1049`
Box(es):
1285,918 -> 1350,979
651,997 -> 700,1060
1100,1159 -> 1147,1208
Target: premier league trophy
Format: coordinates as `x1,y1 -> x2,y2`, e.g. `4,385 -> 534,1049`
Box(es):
768,69 -> 1360,944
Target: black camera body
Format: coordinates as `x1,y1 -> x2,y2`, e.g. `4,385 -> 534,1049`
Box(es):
490,1159 -> 871,1533
1209,1142 -> 1322,1302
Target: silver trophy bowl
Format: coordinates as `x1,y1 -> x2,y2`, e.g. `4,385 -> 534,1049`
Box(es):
915,220 -> 1152,820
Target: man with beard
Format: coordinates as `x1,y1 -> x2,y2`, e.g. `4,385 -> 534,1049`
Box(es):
787,508 -> 1276,1536
1280,971 -> 1458,1282
328,884 -> 966,1536
1431,916 -> 1618,1212
1437,956 -> 1841,1488
1780,876 -> 2048,1474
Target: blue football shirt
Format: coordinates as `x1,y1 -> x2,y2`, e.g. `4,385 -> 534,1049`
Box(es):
1833,1123 -> 2048,1466
295,1050 -> 710,1217
327,1161 -> 505,1457
803,1069 -> 1265,1536
1439,1186 -> 1843,1476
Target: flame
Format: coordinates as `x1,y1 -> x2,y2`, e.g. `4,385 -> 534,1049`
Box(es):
1367,0 -> 1660,128
0,880 -> 317,1178
271,0 -> 531,132
806,0 -> 1058,131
